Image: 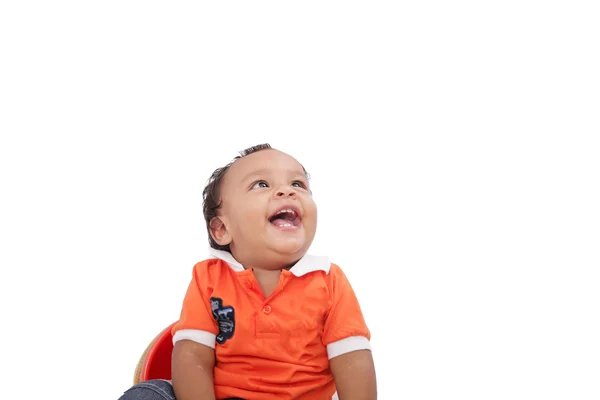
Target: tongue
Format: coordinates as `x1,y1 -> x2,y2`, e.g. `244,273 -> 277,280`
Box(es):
271,218 -> 294,227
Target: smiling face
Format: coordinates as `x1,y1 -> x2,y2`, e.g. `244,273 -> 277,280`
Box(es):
209,149 -> 317,270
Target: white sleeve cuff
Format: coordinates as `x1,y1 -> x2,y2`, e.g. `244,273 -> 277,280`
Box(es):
172,329 -> 216,348
327,336 -> 371,359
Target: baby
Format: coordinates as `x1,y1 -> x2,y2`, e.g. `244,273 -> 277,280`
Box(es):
119,144 -> 376,400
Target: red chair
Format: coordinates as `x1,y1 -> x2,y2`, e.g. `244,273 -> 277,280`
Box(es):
133,322 -> 177,384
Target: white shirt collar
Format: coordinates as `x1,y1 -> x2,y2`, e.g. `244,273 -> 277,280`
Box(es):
207,247 -> 330,276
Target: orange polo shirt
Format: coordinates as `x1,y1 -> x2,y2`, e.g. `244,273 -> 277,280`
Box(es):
171,248 -> 371,400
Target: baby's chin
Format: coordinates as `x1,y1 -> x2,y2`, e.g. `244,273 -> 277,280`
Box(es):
231,239 -> 310,270
270,235 -> 310,255
262,240 -> 311,267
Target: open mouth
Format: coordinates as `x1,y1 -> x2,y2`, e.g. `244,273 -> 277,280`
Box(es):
268,207 -> 302,228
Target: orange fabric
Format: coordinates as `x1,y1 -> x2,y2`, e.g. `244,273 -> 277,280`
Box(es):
172,258 -> 370,400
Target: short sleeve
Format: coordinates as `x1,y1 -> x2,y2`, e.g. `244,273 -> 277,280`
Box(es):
322,264 -> 371,359
171,261 -> 219,348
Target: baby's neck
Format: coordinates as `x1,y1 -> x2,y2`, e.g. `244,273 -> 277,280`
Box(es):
251,268 -> 281,298
231,248 -> 301,272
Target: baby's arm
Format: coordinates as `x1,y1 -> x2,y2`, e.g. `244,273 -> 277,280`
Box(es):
323,264 -> 377,399
330,349 -> 377,400
171,261 -> 221,400
172,339 -> 216,400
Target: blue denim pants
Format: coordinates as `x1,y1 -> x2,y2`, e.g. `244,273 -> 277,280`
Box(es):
118,379 -> 244,400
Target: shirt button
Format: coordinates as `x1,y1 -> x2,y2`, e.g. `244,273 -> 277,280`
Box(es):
263,305 -> 272,314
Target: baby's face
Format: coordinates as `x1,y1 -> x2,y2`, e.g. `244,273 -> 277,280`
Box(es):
216,149 -> 317,269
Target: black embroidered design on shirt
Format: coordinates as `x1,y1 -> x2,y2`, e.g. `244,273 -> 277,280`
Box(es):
210,297 -> 235,344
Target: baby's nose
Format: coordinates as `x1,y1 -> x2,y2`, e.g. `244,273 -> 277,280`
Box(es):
276,186 -> 296,197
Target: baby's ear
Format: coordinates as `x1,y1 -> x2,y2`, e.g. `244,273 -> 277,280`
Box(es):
209,217 -> 232,246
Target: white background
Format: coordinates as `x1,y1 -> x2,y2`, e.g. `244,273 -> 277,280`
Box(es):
1,1 -> 599,399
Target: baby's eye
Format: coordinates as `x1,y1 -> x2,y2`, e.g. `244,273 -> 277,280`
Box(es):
251,181 -> 269,189
291,181 -> 307,189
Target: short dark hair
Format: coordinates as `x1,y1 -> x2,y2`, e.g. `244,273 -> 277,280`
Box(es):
203,143 -> 309,252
